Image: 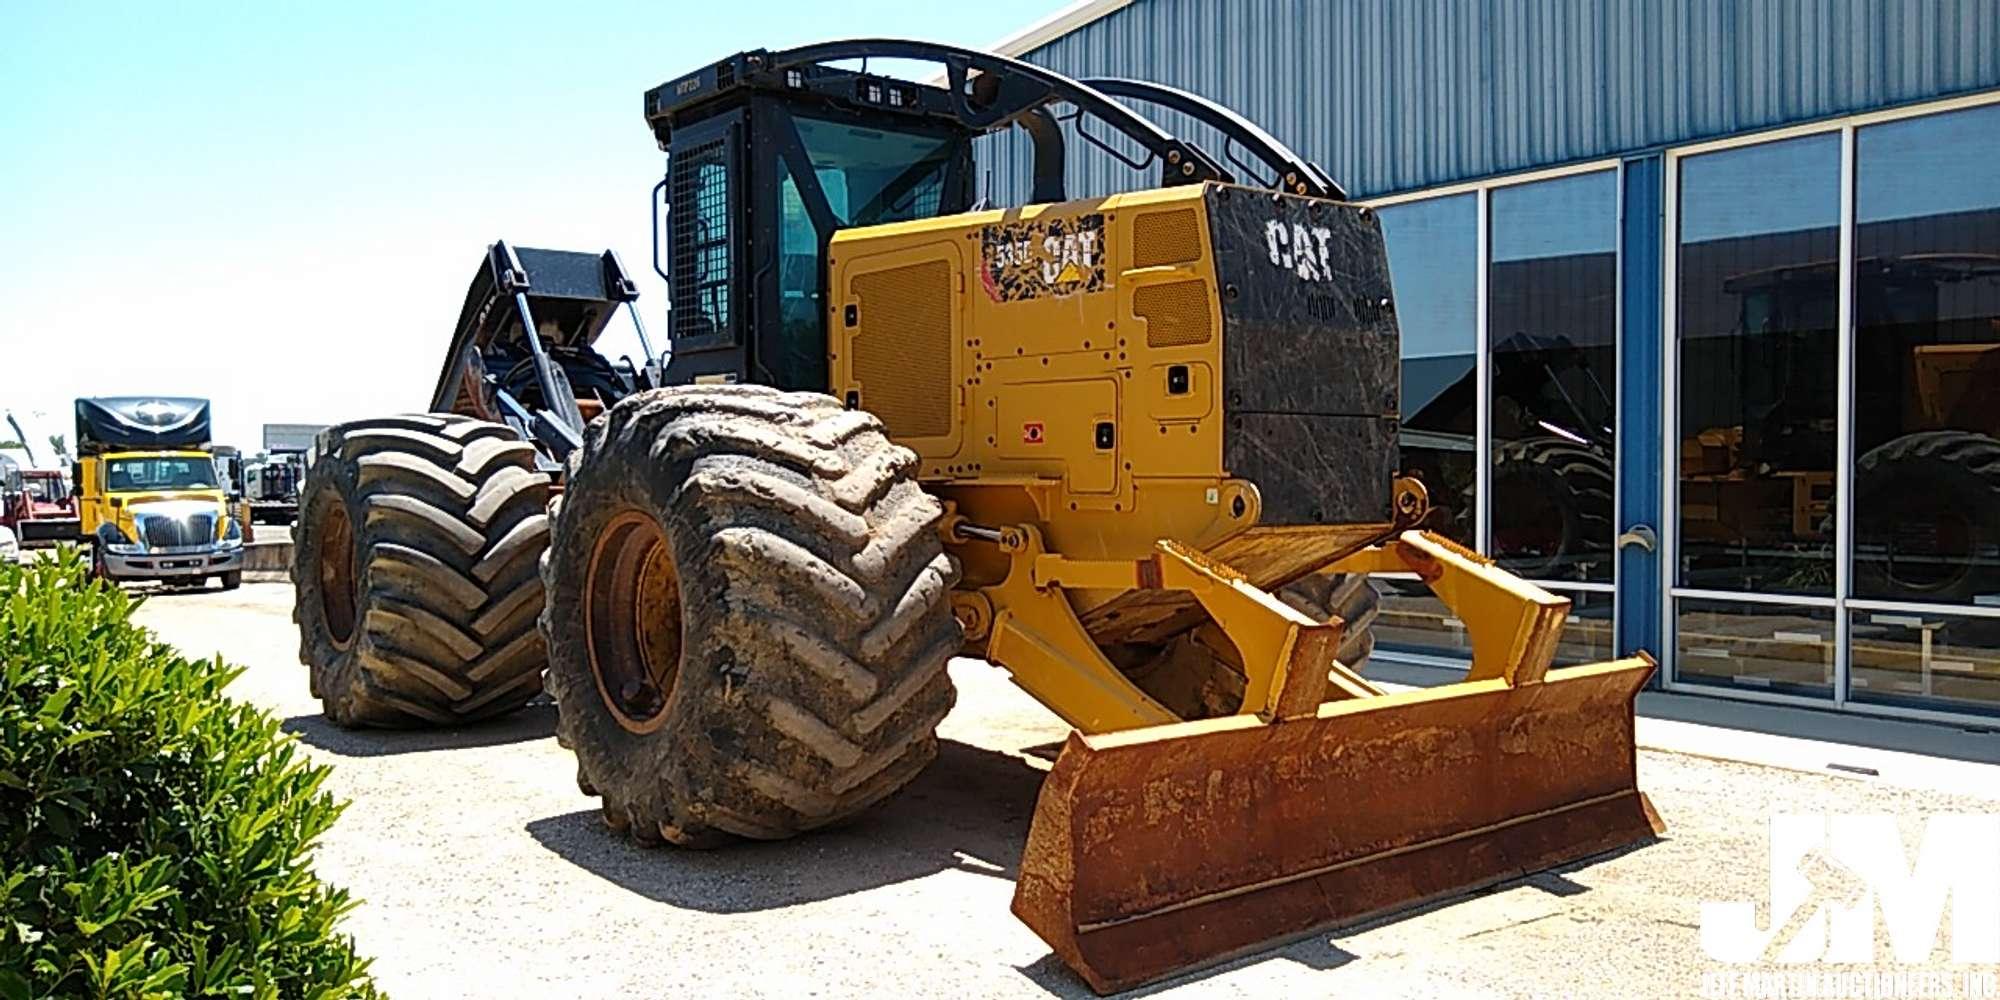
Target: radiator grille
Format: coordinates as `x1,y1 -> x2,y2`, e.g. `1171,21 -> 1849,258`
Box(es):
852,260 -> 953,439
1134,280 -> 1213,347
138,512 -> 215,549
1131,209 -> 1203,268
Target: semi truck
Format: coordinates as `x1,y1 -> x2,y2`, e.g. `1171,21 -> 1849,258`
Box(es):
244,449 -> 305,524
75,397 -> 244,588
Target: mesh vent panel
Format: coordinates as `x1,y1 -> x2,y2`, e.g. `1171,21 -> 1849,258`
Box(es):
853,260 -> 953,439
669,137 -> 731,341
1135,280 -> 1213,347
1131,209 -> 1203,268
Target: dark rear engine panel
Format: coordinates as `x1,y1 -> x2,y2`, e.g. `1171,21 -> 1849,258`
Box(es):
1205,186 -> 1401,526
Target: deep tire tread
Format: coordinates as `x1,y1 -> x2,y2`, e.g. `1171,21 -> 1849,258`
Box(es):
544,386 -> 959,847
293,413 -> 550,727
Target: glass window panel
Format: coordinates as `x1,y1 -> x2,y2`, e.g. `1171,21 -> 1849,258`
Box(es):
1369,581 -> 1474,661
1370,582 -> 1612,668
1676,134 -> 1842,595
1378,194 -> 1478,548
1675,598 -> 1835,698
1849,609 -> 2000,716
794,116 -> 954,228
773,164 -> 828,391
1549,588 -> 1617,666
1377,195 -> 1478,659
1488,172 -> 1620,583
1851,104 -> 2000,606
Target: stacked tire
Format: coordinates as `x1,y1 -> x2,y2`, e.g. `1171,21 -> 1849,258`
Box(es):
293,414 -> 552,727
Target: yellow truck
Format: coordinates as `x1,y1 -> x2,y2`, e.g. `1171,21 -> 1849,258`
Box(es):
74,397 -> 243,589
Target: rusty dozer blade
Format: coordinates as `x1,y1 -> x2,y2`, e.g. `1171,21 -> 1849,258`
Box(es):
1013,659 -> 1661,993
1009,532 -> 1663,993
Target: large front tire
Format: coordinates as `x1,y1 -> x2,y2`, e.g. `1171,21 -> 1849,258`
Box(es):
543,386 -> 959,847
292,414 -> 552,727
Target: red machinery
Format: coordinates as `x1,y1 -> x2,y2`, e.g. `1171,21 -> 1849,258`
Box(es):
1,466 -> 81,547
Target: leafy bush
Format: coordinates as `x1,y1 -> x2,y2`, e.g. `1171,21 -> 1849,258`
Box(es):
0,551 -> 380,999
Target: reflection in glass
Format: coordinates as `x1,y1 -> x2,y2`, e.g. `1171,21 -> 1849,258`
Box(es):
1369,582 -> 1474,661
1489,172 -> 1619,583
1675,598 -> 1835,697
1370,581 -> 1611,669
1676,135 -> 1842,595
1851,104 -> 2000,606
1550,588 -> 1616,667
1377,196 -> 1480,661
775,166 -> 827,390
1379,195 -> 1478,548
1849,609 -> 2000,716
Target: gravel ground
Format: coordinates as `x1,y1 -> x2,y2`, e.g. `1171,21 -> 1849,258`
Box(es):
131,583 -> 2000,999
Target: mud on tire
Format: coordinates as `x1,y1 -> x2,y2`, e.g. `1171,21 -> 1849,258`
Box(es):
293,414 -> 552,727
542,386 -> 959,847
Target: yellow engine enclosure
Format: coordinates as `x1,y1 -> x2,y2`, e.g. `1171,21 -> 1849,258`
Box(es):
827,184 -> 1400,651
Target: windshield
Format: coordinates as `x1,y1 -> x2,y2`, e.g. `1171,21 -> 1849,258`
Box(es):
24,477 -> 63,502
106,456 -> 215,492
770,116 -> 959,391
793,116 -> 957,227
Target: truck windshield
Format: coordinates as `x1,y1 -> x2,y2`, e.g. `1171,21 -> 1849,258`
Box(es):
106,457 -> 215,492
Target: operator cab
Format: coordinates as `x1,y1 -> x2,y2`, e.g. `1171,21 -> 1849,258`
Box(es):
645,52 -> 979,390
642,41 -> 1331,393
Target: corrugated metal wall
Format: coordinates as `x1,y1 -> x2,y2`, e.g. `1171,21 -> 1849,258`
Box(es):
989,0 -> 2000,202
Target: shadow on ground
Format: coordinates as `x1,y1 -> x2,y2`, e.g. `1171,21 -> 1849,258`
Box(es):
1011,833 -> 1661,998
525,738 -> 1043,913
282,702 -> 558,757
528,722 -> 1668,998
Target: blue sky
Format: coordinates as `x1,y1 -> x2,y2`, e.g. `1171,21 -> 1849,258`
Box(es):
0,2 -> 1052,454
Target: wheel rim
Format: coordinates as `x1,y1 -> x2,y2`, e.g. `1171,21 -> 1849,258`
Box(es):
584,510 -> 683,734
316,494 -> 359,650
1870,494 -> 1975,596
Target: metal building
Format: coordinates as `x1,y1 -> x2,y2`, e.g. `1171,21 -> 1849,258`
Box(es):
262,423 -> 329,453
994,0 -> 2000,724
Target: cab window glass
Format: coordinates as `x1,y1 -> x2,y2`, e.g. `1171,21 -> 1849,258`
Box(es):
105,458 -> 214,492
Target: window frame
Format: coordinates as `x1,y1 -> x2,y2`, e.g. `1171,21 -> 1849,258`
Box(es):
1364,160 -> 1627,679
1368,160 -> 1625,596
1659,89 -> 2000,726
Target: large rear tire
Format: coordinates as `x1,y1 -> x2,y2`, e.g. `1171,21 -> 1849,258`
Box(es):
1277,572 -> 1379,669
543,386 -> 959,847
292,414 -> 552,727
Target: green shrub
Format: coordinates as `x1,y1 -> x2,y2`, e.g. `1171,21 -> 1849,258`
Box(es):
0,552 -> 380,999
